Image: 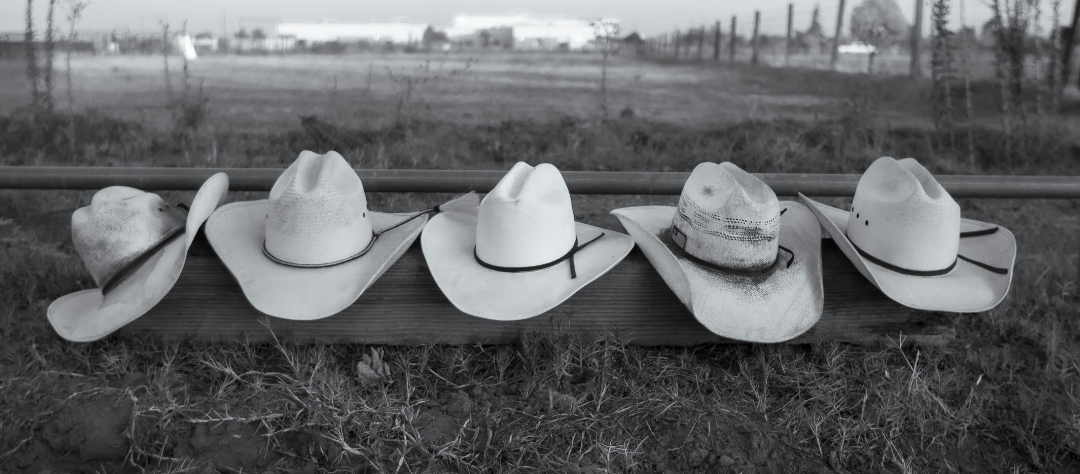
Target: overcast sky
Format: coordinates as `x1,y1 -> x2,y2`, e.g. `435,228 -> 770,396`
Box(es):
2,0 -> 1009,38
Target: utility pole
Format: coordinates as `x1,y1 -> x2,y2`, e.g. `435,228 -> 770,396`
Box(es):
752,11 -> 761,65
1063,0 -> 1080,84
786,3 -> 794,67
830,0 -> 847,70
714,21 -> 722,61
729,16 -> 737,62
910,0 -> 924,77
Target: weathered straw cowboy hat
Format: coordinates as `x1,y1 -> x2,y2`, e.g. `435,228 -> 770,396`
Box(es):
611,162 -> 823,343
422,162 -> 635,320
799,157 -> 1015,312
206,150 -> 458,320
47,173 -> 230,342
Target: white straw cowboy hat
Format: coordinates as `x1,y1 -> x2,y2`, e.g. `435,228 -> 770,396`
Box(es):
47,173 -> 230,342
422,162 -> 635,320
206,150 -> 458,320
799,156 -> 1015,312
611,162 -> 823,343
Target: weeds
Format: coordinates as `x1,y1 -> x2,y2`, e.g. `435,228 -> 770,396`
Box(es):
931,0 -> 955,139
596,21 -> 620,119
63,0 -> 89,157
386,57 -> 476,126
160,20 -> 173,102
42,0 -> 57,113
23,0 -> 41,113
170,21 -> 210,154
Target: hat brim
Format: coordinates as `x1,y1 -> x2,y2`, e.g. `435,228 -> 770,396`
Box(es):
421,205 -> 635,321
799,194 -> 1015,313
206,201 -> 427,320
47,173 -> 230,342
611,202 -> 823,343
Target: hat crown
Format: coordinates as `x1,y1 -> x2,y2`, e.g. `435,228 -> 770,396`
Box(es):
671,162 -> 780,271
847,157 -> 961,271
71,187 -> 187,288
265,151 -> 373,266
476,162 -> 577,267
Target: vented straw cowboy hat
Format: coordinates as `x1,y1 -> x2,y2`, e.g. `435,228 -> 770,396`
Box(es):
611,162 -> 823,343
799,156 -> 1015,312
47,173 -> 230,342
206,150 -> 466,320
421,162 -> 635,320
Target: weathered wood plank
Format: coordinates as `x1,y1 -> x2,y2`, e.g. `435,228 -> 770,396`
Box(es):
121,233 -> 953,346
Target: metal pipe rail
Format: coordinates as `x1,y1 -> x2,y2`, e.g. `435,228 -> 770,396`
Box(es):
2,166 -> 1080,198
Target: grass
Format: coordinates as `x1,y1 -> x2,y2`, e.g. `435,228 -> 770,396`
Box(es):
2,52 -> 1080,472
0,51 -> 1012,133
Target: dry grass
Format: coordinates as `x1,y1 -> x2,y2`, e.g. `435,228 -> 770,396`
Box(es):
0,51 -> 992,133
2,53 -> 1080,472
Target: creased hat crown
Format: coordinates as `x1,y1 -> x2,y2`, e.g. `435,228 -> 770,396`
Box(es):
265,150 -> 373,266
71,186 -> 187,289
671,162 -> 780,271
475,162 -> 577,267
847,157 -> 960,272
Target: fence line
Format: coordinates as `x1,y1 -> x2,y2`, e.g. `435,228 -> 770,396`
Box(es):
637,0 -> 1019,76
3,167 -> 1080,198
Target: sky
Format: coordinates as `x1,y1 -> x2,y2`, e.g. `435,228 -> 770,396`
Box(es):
1,0 -> 1015,39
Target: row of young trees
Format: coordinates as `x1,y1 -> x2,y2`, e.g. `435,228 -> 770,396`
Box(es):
23,0 -> 88,117
928,0 -> 1071,161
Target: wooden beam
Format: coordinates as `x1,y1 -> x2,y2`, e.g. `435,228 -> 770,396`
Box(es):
120,234 -> 949,346
831,0 -> 847,70
5,167 -> 1080,198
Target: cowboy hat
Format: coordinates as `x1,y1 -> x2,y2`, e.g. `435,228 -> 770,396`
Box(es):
47,173 -> 230,342
205,150 -> 442,320
611,162 -> 823,343
799,156 -> 1015,312
421,162 -> 635,321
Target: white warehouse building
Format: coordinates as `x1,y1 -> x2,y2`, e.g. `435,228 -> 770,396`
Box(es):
276,20 -> 429,44
440,13 -> 619,51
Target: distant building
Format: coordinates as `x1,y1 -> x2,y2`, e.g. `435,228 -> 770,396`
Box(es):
233,36 -> 297,53
191,32 -> 219,52
440,13 -> 619,51
277,20 -> 429,46
0,30 -> 102,58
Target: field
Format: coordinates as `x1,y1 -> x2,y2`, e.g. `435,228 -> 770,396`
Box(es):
3,50 -> 1080,473
0,50 -> 1021,133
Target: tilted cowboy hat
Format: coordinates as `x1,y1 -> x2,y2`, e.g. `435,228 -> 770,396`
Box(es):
206,150 -> 449,320
799,156 -> 1015,312
421,162 -> 635,320
611,162 -> 823,343
47,173 -> 230,342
